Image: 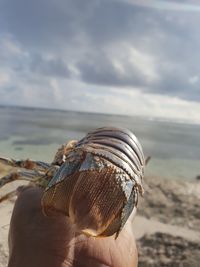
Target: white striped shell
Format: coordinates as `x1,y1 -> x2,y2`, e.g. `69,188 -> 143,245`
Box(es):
42,127 -> 145,237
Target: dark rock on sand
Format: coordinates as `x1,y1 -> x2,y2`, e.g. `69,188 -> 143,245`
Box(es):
196,175 -> 200,180
138,232 -> 200,267
138,175 -> 200,232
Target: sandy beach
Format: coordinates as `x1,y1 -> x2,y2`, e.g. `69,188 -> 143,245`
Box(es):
0,163 -> 200,267
135,175 -> 200,266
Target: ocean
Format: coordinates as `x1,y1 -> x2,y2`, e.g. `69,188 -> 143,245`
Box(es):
0,106 -> 199,180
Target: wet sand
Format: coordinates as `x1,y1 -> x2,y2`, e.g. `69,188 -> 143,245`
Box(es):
0,163 -> 200,267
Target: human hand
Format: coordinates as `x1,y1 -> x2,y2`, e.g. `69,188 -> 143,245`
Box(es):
8,186 -> 138,267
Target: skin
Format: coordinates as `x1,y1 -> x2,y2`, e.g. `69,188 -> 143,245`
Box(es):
8,186 -> 138,267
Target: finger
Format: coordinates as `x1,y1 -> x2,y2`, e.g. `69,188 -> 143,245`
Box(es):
16,185 -> 36,196
15,186 -> 44,209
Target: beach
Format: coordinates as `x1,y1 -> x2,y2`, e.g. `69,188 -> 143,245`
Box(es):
0,162 -> 200,267
136,175 -> 200,266
0,106 -> 200,181
0,106 -> 200,266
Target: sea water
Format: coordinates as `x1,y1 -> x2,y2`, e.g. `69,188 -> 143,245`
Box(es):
0,106 -> 199,180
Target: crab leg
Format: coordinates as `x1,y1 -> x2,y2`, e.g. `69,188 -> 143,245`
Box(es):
0,169 -> 43,188
0,156 -> 50,172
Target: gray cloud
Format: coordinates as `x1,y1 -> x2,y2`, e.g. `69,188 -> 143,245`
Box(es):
0,0 -> 95,50
77,51 -> 148,88
0,0 -> 200,102
29,54 -> 71,78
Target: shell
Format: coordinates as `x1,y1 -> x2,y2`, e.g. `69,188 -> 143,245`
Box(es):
41,127 -> 145,237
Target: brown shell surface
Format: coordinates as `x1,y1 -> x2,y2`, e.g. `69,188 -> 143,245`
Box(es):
42,127 -> 145,237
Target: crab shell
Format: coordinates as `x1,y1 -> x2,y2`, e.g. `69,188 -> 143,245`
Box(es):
41,127 -> 145,237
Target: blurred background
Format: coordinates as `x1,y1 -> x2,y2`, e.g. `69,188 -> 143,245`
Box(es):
0,1 -> 200,266
0,0 -> 200,180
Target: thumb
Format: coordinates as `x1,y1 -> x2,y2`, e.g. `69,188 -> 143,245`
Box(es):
16,185 -> 35,196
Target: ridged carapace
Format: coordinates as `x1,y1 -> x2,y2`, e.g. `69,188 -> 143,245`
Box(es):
42,127 -> 145,238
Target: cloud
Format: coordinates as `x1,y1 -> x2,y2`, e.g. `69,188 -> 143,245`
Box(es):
0,71 -> 10,86
29,54 -> 71,78
1,80 -> 200,124
0,0 -> 200,121
77,43 -> 159,88
119,0 -> 200,12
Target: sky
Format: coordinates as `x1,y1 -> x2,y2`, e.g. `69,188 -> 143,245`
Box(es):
0,0 -> 200,123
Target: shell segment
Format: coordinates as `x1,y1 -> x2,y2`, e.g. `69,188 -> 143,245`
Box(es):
42,127 -> 145,237
81,127 -> 145,165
